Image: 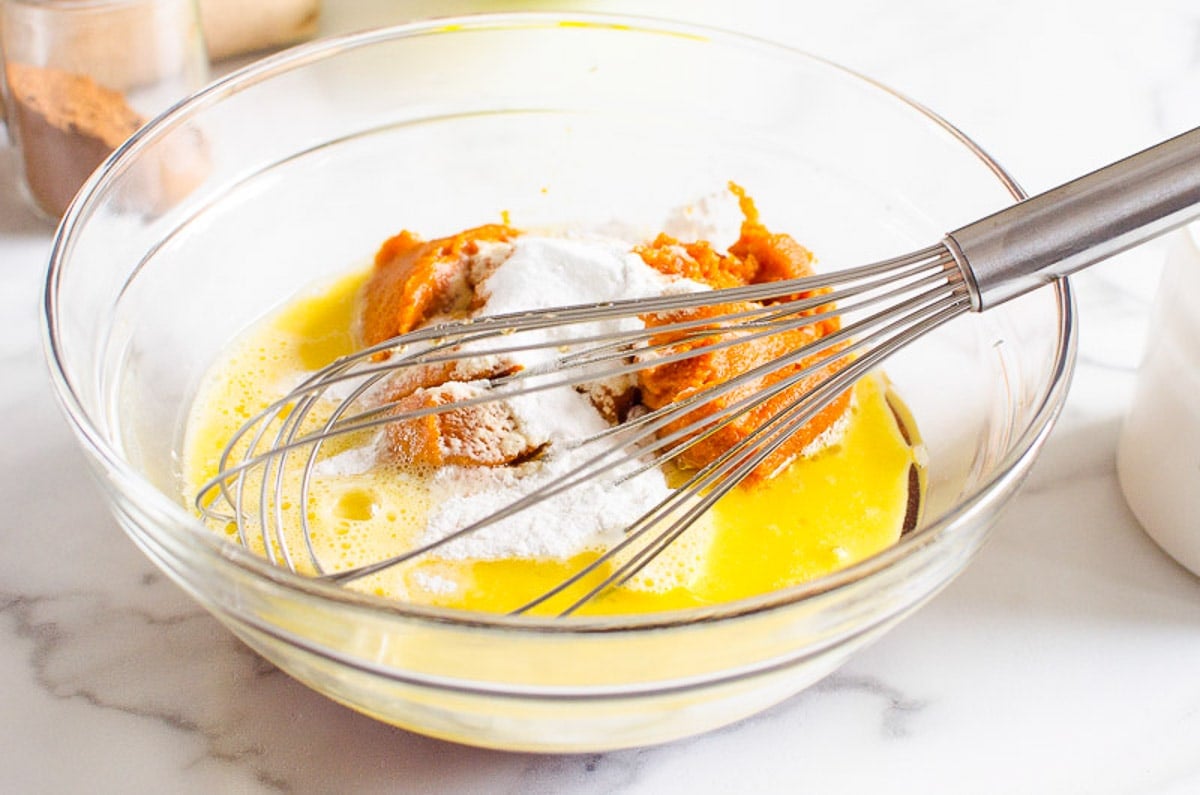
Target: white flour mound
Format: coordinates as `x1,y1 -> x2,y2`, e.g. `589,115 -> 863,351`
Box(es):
419,235 -> 688,560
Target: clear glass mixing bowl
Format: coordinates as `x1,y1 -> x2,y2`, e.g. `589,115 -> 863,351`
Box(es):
43,14 -> 1075,751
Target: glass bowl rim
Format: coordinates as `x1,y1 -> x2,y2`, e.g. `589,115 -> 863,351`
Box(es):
41,11 -> 1077,633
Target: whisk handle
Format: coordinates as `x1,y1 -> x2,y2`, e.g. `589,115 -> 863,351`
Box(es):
945,125 -> 1200,310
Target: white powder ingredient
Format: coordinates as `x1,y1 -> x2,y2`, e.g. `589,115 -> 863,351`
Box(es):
413,571 -> 460,596
314,440 -> 379,477
314,233 -> 841,564
421,236 -> 690,560
660,188 -> 743,243
478,236 -> 681,316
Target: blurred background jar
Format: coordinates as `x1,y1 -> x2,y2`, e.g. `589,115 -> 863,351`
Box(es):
1118,225 -> 1200,578
0,0 -> 209,220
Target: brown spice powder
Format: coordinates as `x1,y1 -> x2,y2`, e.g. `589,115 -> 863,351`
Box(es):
6,62 -> 145,218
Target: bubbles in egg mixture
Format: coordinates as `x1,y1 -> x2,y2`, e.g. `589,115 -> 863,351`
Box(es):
300,465 -> 434,599
184,266 -> 923,615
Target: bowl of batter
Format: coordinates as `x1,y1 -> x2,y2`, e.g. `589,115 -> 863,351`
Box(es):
43,14 -> 1074,750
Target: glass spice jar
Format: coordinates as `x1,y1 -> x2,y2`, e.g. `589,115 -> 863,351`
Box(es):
0,0 -> 209,220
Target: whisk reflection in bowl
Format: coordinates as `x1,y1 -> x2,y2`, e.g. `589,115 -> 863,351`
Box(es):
197,125 -> 1200,615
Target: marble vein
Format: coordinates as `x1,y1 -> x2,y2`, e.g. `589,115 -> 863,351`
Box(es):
813,673 -> 929,739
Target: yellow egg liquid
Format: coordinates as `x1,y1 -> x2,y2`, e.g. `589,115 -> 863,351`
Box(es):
184,270 -> 924,616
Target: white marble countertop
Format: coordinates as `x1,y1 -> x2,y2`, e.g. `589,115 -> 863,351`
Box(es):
4,1 -> 1200,792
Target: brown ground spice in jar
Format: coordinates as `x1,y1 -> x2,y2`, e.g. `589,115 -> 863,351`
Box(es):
5,62 -> 145,218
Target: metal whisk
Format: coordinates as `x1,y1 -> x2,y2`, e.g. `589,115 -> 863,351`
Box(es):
196,126 -> 1200,615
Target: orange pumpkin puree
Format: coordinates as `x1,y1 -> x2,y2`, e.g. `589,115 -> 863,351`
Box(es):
361,183 -> 849,479
362,223 -> 517,345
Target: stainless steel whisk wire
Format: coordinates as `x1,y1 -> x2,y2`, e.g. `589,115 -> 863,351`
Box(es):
196,126 -> 1200,615
197,247 -> 964,602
